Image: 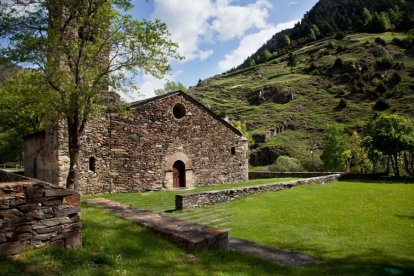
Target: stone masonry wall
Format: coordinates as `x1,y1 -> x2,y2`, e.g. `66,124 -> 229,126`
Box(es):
107,93 -> 248,193
0,170 -> 82,255
23,92 -> 249,194
176,174 -> 341,209
249,172 -> 342,179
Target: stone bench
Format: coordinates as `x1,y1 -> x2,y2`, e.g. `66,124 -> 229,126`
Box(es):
87,198 -> 228,251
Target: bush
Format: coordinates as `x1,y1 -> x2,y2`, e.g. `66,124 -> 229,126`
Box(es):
376,57 -> 393,70
333,57 -> 344,68
375,82 -> 387,94
374,37 -> 387,46
336,99 -> 347,109
270,156 -> 303,172
335,32 -> 345,40
373,99 -> 390,111
388,72 -> 401,87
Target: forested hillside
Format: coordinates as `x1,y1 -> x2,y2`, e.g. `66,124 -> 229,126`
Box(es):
238,0 -> 414,70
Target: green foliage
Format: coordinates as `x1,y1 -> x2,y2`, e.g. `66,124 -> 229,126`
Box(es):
320,124 -> 350,172
0,0 -> 182,189
260,50 -> 272,63
279,35 -> 291,48
365,114 -> 414,176
232,121 -> 253,145
349,132 -> 370,173
270,156 -> 303,172
373,98 -> 390,111
154,80 -> 187,96
0,70 -> 57,162
288,51 -> 296,72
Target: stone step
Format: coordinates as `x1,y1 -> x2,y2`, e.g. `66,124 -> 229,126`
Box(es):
87,198 -> 228,251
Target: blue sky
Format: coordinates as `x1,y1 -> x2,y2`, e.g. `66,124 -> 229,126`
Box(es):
125,0 -> 319,101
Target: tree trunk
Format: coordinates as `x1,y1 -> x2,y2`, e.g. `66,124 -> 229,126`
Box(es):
392,154 -> 400,177
66,121 -> 81,191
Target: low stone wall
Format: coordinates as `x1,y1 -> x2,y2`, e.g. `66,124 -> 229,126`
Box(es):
248,171 -> 341,179
0,170 -> 82,255
176,174 -> 341,210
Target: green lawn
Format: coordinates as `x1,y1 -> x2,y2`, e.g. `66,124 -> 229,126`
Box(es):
0,202 -> 286,275
172,180 -> 414,274
84,177 -> 296,212
1,180 -> 413,275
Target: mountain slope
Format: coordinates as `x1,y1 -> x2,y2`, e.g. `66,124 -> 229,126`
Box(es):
189,32 -> 414,169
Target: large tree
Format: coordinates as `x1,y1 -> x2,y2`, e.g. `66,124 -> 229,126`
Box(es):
367,114 -> 414,177
0,0 -> 182,190
320,123 -> 350,172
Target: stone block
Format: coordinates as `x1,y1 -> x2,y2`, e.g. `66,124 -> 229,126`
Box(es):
27,207 -> 55,220
17,203 -> 38,212
63,194 -> 80,206
26,186 -> 44,198
44,188 -> 74,197
35,225 -> 61,234
65,231 -> 82,248
0,209 -> 23,219
54,205 -> 80,216
50,239 -> 64,248
33,217 -> 71,229
0,241 -> 28,255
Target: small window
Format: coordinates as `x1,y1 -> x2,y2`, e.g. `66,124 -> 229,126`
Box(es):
231,147 -> 236,155
173,103 -> 186,119
89,157 -> 96,172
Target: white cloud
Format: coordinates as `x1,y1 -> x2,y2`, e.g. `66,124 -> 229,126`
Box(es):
198,49 -> 214,61
288,1 -> 298,6
211,0 -> 272,41
152,0 -> 273,62
152,0 -> 213,61
218,19 -> 298,71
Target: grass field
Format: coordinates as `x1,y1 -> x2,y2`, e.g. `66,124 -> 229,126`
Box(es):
1,180 -> 413,275
84,177 -> 296,212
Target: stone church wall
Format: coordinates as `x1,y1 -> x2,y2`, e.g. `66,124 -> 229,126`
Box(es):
24,92 -> 249,194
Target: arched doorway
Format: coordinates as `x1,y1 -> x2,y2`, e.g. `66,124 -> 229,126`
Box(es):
173,160 -> 186,188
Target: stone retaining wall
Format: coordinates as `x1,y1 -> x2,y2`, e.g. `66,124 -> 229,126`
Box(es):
0,170 -> 82,255
248,171 -> 342,179
176,174 -> 341,210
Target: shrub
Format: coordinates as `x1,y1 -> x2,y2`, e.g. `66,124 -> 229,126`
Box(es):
388,72 -> 401,87
375,82 -> 387,94
335,32 -> 345,40
333,57 -> 343,68
373,99 -> 390,111
374,37 -> 387,46
270,156 -> 303,172
376,56 -> 393,70
337,99 -> 347,109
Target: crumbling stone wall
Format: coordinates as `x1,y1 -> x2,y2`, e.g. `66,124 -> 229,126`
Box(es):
0,170 -> 82,255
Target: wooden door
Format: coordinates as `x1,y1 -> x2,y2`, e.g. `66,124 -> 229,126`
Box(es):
173,160 -> 185,188
173,167 -> 179,188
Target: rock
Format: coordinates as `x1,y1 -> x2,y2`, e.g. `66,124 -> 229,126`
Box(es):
65,231 -> 82,248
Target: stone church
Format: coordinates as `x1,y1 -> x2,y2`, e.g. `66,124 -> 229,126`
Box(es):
23,91 -> 249,194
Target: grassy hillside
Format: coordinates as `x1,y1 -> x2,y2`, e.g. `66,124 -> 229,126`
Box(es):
189,32 -> 414,169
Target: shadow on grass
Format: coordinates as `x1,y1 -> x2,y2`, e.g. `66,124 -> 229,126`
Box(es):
2,203 -> 413,275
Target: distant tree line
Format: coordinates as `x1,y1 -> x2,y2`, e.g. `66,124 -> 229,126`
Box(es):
321,114 -> 414,177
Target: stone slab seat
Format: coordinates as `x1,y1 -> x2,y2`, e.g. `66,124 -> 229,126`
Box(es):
87,198 -> 228,251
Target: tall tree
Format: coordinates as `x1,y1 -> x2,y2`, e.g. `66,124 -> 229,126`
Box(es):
320,123 -> 350,172
0,0 -> 182,190
154,80 -> 186,96
367,114 -> 414,177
